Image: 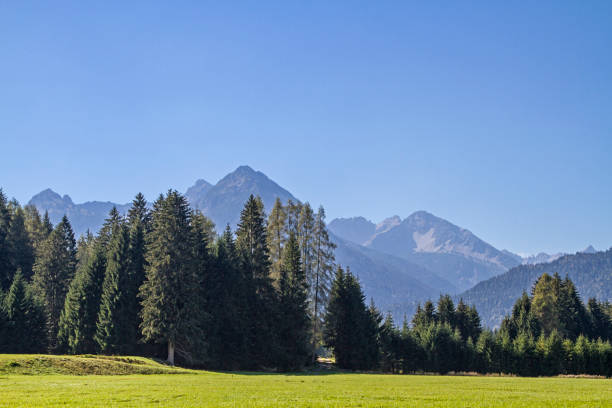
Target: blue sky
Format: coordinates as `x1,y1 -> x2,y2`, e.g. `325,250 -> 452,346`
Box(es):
1,2 -> 611,255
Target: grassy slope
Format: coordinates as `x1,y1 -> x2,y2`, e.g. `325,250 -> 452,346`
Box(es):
0,355 -> 611,407
0,354 -> 191,376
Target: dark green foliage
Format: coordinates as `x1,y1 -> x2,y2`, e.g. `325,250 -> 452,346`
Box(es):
324,267 -> 379,370
235,195 -> 277,368
7,205 -> 35,281
2,270 -> 46,353
32,215 -> 77,350
0,190 -> 13,290
95,222 -> 132,354
276,233 -> 311,370
58,244 -> 107,354
139,191 -> 203,364
205,226 -> 248,370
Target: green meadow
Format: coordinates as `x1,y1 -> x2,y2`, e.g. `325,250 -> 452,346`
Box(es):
0,355 -> 611,407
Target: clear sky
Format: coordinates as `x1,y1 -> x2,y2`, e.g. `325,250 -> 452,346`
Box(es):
1,2 -> 611,255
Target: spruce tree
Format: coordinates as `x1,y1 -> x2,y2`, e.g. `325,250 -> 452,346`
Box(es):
32,215 -> 77,350
277,232 -> 311,370
235,195 -> 276,368
0,189 -> 12,290
96,222 -> 132,354
7,204 -> 35,281
207,225 -> 248,369
4,270 -> 46,352
125,193 -> 151,348
58,243 -> 106,354
298,202 -> 315,288
139,190 -> 202,365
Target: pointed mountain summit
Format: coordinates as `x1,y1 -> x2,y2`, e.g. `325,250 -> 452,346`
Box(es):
184,179 -> 213,207
330,210 -> 521,291
190,165 -> 297,230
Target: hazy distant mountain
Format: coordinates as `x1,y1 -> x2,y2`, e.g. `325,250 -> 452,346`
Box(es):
328,217 -> 376,245
582,245 -> 597,254
331,233 -> 457,318
330,211 -> 521,291
28,189 -> 130,236
187,166 -> 297,230
521,252 -> 564,265
184,179 -> 213,207
459,249 -> 612,328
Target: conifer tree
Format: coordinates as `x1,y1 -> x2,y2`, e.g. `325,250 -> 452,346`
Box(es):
32,215 -> 77,350
4,270 -> 46,352
125,193 -> 151,347
139,190 -> 202,365
58,244 -> 107,354
23,205 -> 47,252
96,222 -> 132,353
298,202 -> 315,287
235,195 -> 276,367
7,205 -> 35,281
266,197 -> 286,284
277,232 -> 311,370
207,225 -> 248,369
0,189 -> 12,290
310,205 -> 336,356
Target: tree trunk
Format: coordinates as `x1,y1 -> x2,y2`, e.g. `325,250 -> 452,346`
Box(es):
167,340 -> 175,365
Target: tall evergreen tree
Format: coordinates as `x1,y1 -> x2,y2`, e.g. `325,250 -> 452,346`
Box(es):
206,225 -> 248,369
7,204 -> 35,281
57,243 -> 107,354
4,270 -> 46,352
96,222 -> 132,353
310,205 -> 336,357
32,215 -> 77,350
235,195 -> 277,368
0,189 -> 12,290
297,202 -> 315,288
277,232 -> 311,370
139,190 -> 202,364
324,266 -> 378,370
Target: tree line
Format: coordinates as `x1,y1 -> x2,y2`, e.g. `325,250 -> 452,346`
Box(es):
0,189 -> 335,369
1,187 -> 611,376
325,268 -> 612,376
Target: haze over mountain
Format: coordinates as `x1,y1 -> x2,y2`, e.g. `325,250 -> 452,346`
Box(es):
329,212 -> 522,291
459,249 -> 612,328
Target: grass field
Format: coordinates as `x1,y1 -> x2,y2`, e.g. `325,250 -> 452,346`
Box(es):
1,355 -> 611,407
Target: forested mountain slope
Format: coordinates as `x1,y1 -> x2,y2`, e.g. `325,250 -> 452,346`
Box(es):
459,249 -> 612,328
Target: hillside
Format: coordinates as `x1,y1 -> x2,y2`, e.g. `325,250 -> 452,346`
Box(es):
0,355 -> 190,376
459,249 -> 612,328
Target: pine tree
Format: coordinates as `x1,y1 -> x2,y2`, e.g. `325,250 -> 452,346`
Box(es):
125,193 -> 151,348
310,205 -> 336,357
96,222 -> 132,353
235,195 -> 277,368
207,225 -> 248,369
298,202 -> 315,288
0,190 -> 12,291
324,266 -> 377,370
139,190 -> 202,365
4,270 -> 46,352
437,294 -> 456,327
277,232 -> 311,370
7,204 -> 35,281
32,215 -> 77,350
57,243 -> 106,354
266,197 -> 287,284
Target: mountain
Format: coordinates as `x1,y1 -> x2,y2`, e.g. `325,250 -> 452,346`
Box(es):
329,211 -> 521,291
459,249 -> 612,328
521,252 -> 564,265
27,166 -> 460,320
188,166 -> 297,230
331,233 -> 457,318
28,189 -> 131,236
328,217 -> 376,245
